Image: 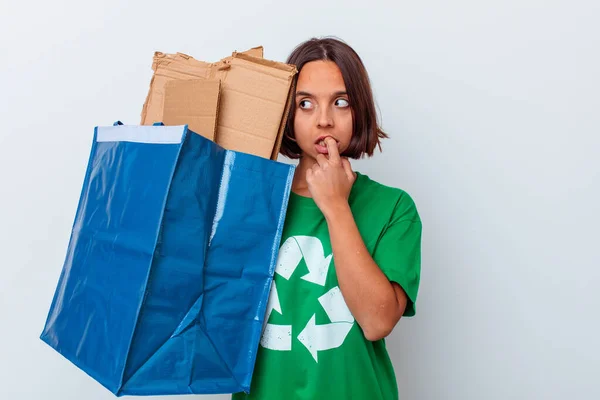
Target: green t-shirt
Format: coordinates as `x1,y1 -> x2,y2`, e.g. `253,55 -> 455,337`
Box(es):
233,171 -> 422,400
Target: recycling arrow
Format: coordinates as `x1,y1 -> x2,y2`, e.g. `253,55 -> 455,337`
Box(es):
260,236 -> 355,362
260,280 -> 291,350
276,236 -> 332,286
297,286 -> 354,362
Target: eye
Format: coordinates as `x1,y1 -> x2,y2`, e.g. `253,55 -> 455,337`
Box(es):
335,98 -> 350,108
299,99 -> 313,109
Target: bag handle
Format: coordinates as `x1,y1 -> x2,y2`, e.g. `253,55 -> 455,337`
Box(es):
112,121 -> 165,127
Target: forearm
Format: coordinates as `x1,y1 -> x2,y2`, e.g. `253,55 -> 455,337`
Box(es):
324,203 -> 404,341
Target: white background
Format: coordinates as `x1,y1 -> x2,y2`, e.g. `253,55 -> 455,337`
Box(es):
1,1 -> 598,399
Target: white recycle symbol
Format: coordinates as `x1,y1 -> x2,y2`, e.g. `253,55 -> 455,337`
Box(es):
260,236 -> 355,362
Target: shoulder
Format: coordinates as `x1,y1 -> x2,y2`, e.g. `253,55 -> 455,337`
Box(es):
352,171 -> 421,223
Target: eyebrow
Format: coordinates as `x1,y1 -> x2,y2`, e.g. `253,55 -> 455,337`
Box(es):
295,90 -> 348,97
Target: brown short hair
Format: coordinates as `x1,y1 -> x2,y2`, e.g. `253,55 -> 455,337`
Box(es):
280,37 -> 388,159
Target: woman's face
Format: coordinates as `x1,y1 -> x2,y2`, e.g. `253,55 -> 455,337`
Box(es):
293,60 -> 354,161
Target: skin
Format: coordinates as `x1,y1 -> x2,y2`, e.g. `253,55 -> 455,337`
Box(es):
291,60 -> 408,341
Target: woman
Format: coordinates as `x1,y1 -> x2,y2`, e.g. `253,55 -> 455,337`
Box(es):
234,37 -> 422,400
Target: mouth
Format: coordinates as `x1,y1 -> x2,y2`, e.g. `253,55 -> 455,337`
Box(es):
315,135 -> 339,154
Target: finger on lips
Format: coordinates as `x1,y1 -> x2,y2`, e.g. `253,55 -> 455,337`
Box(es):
325,137 -> 341,163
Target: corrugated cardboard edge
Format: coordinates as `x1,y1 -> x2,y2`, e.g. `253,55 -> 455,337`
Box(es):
140,47 -> 265,125
240,46 -> 263,58
231,52 -> 297,73
271,80 -> 295,160
213,80 -> 222,141
155,52 -> 215,71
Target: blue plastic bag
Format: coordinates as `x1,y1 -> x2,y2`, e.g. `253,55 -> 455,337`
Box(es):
40,122 -> 295,396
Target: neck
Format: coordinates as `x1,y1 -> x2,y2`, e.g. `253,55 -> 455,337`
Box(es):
292,155 -> 317,196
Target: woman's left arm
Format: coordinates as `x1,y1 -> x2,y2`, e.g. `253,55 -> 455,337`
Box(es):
325,203 -> 407,341
307,137 -> 407,341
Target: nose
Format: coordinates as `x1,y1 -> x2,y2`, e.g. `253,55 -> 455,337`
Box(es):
316,105 -> 334,128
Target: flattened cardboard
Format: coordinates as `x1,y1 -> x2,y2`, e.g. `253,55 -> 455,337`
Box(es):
140,46 -> 263,133
162,79 -> 221,141
141,48 -> 297,160
208,52 -> 297,159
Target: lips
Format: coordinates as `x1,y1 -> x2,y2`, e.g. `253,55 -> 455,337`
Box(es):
315,135 -> 339,154
315,135 -> 338,146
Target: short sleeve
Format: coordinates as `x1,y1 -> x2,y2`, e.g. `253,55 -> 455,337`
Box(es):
372,192 -> 422,317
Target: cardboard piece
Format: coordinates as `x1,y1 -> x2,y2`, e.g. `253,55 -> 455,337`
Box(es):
162,79 -> 221,141
207,52 -> 297,159
142,47 -> 297,160
141,47 -> 263,134
238,46 -> 263,58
